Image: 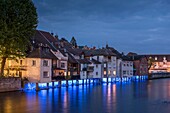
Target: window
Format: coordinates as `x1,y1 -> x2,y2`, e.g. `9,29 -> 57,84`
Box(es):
155,57 -> 157,60
61,63 -> 65,68
97,56 -> 99,61
113,71 -> 116,75
163,57 -> 166,60
32,60 -> 36,66
43,71 -> 49,78
130,63 -> 133,66
96,64 -> 98,68
127,64 -> 129,66
43,60 -> 48,66
124,64 -> 126,66
20,60 -> 22,65
96,72 -> 98,76
108,70 -> 111,75
123,71 -> 126,75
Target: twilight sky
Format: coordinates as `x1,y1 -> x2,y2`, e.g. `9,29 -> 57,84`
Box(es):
33,0 -> 170,54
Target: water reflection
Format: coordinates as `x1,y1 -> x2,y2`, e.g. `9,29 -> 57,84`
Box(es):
1,79 -> 170,113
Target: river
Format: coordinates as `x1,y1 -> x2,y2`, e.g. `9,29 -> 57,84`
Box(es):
0,79 -> 170,113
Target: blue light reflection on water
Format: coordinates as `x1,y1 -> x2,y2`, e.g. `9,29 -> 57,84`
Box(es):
1,79 -> 170,113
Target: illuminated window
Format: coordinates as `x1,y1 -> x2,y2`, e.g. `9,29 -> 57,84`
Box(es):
32,60 -> 36,66
43,71 -> 49,78
163,57 -> 166,60
113,71 -> 116,75
155,57 -> 157,60
108,70 -> 111,75
104,71 -> 106,75
43,60 -> 48,66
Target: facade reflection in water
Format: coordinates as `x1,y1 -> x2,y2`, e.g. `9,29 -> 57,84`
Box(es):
1,79 -> 170,113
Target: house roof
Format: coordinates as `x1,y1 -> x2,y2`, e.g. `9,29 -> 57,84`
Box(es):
77,59 -> 91,64
27,47 -> 58,59
67,52 -> 78,64
121,55 -> 133,61
91,59 -> 101,64
32,30 -> 58,51
84,48 -> 116,57
106,46 -> 122,58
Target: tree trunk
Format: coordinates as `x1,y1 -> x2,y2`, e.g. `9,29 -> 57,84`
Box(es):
0,57 -> 7,77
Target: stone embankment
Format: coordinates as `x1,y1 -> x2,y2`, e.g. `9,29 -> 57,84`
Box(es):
149,73 -> 170,79
0,77 -> 21,92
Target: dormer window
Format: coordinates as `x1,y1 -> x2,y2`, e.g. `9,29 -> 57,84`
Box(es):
163,57 -> 166,60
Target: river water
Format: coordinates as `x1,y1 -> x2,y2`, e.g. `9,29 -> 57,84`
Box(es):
0,79 -> 170,113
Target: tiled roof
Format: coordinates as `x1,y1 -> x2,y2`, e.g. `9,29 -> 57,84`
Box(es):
106,46 -> 122,58
27,47 -> 57,59
77,59 -> 91,64
121,55 -> 133,61
91,59 -> 101,64
67,52 -> 78,63
84,48 -> 116,57
32,30 -> 58,51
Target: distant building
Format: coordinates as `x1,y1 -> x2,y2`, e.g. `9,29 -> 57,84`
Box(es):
121,56 -> 133,77
127,53 -> 148,76
145,55 -> 170,73
84,48 -> 117,78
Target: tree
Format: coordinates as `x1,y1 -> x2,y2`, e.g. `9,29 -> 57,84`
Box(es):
0,0 -> 38,76
148,57 -> 154,70
70,37 -> 77,47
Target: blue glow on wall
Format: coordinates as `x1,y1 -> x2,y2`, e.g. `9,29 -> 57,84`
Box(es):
108,78 -> 111,82
73,80 -> 77,85
23,75 -> 149,90
116,77 -> 120,82
38,83 -> 47,89
68,80 -> 72,85
24,83 -> 36,90
79,80 -> 83,84
86,79 -> 89,84
102,78 -> 107,83
61,81 -> 66,86
49,82 -> 53,87
54,82 -> 58,87
84,79 -> 87,84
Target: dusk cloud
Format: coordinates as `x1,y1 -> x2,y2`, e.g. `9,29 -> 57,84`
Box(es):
33,0 -> 170,54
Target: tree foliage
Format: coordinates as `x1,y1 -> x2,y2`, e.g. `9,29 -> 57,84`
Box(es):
70,37 -> 77,47
148,57 -> 154,70
0,0 -> 38,76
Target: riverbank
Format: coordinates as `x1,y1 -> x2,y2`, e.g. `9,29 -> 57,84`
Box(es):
149,74 -> 170,80
0,77 -> 21,92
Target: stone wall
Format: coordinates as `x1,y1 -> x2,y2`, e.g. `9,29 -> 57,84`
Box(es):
150,74 -> 170,79
0,77 -> 21,92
